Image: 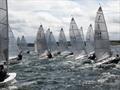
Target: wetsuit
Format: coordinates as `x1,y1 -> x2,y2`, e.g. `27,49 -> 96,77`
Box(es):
17,54 -> 22,60
47,52 -> 52,58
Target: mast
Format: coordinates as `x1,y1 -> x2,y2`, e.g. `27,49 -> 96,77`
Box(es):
94,6 -> 111,61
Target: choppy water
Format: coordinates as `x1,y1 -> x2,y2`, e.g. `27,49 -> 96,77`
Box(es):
1,45 -> 120,90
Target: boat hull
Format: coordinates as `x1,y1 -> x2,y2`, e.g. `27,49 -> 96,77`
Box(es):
0,73 -> 16,87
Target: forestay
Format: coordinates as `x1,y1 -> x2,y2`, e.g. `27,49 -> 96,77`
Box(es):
9,27 -> 19,60
94,7 -> 111,61
36,25 -> 48,55
86,24 -> 94,55
0,0 -> 9,62
58,28 -> 68,52
69,18 -> 86,57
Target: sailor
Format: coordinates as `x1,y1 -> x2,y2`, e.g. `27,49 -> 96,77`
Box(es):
110,54 -> 120,64
47,51 -> 52,58
88,53 -> 96,60
17,51 -> 23,60
27,50 -> 30,54
0,65 -> 8,82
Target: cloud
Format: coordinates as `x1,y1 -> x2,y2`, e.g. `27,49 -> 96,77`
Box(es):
8,0 -> 120,42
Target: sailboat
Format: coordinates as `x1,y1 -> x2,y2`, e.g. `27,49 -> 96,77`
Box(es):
94,6 -> 119,66
20,36 -> 29,54
17,37 -> 21,50
69,18 -> 87,60
58,28 -> 72,57
48,31 -> 60,56
86,24 -> 95,56
0,0 -> 16,85
35,25 -> 49,59
8,26 -> 22,64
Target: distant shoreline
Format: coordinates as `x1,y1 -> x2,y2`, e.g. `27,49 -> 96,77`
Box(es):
27,40 -> 120,47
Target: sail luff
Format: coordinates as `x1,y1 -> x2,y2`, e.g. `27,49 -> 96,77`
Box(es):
94,6 -> 111,61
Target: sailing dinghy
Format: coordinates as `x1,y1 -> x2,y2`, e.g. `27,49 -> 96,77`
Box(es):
69,18 -> 87,60
36,25 -> 51,59
48,31 -> 60,56
8,26 -> 22,64
0,0 -> 16,86
20,36 -> 29,54
94,6 -> 120,66
59,28 -> 72,57
86,24 -> 95,57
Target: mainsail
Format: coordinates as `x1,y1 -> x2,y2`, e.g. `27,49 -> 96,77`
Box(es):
20,36 -> 28,52
86,24 -> 94,54
45,28 -> 51,51
17,37 -> 21,50
69,18 -> 86,57
58,28 -> 68,52
94,6 -> 111,61
49,31 -> 58,52
9,26 -> 19,59
0,0 -> 9,62
36,25 -> 48,55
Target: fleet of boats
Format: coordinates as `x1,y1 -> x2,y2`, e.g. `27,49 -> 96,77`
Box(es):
0,0 -> 119,87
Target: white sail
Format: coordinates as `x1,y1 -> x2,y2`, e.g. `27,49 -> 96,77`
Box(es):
20,36 -> 28,52
9,27 -> 19,60
94,7 -> 111,61
17,37 -> 21,50
0,0 -> 9,62
45,28 -> 51,51
86,24 -> 94,54
69,18 -> 86,57
36,25 -> 48,55
58,28 -> 68,52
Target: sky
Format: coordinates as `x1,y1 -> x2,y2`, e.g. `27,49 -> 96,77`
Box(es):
8,0 -> 120,43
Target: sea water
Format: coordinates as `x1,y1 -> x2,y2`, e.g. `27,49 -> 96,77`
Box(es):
1,45 -> 120,90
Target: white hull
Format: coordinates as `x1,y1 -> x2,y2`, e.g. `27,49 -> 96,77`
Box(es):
95,57 -> 116,67
60,51 -> 73,57
0,73 -> 16,87
75,54 -> 87,60
9,57 -> 21,65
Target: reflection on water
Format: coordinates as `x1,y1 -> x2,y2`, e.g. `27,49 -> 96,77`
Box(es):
1,45 -> 120,90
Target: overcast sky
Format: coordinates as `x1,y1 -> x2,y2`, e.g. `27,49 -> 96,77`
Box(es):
8,0 -> 120,43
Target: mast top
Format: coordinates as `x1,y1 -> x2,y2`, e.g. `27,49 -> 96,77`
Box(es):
40,25 -> 42,27
98,6 -> 102,12
61,28 -> 63,31
90,24 -> 92,27
71,17 -> 74,21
